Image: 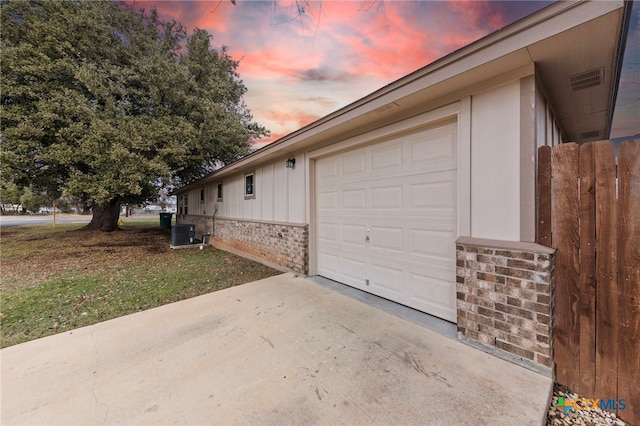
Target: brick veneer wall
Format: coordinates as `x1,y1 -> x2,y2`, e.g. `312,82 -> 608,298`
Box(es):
455,237 -> 555,374
213,217 -> 309,275
176,214 -> 213,241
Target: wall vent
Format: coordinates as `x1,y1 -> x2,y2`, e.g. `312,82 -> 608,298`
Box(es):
569,68 -> 603,91
581,130 -> 601,141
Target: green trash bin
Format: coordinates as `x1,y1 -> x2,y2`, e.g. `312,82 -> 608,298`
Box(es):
159,212 -> 173,228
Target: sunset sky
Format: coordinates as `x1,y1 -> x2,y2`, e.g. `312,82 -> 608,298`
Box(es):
132,0 -> 639,147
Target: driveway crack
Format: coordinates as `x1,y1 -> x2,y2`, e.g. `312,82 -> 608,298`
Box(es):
90,331 -> 111,424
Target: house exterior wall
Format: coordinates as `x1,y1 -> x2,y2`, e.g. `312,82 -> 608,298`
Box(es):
179,214 -> 212,240
214,153 -> 307,223
177,77 -> 540,274
175,75 -> 555,372
213,217 -> 308,274
535,77 -> 564,148
470,80 -> 522,242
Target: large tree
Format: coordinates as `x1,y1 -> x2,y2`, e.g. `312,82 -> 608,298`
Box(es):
0,0 -> 268,231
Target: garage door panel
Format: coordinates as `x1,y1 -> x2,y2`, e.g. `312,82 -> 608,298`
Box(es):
342,224 -> 367,247
370,264 -> 404,294
342,189 -> 366,209
409,228 -> 455,258
343,257 -> 367,283
409,179 -> 456,211
408,272 -> 456,322
407,126 -> 456,171
342,152 -> 366,176
316,122 -> 457,322
318,158 -> 339,179
371,144 -> 402,171
371,186 -> 403,209
317,222 -> 339,243
318,252 -> 341,274
370,226 -> 403,252
317,191 -> 339,210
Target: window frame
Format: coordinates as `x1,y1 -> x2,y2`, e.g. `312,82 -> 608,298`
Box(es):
216,182 -> 223,202
244,172 -> 255,199
182,194 -> 188,216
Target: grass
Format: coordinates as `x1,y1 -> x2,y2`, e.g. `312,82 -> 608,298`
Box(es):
0,221 -> 280,348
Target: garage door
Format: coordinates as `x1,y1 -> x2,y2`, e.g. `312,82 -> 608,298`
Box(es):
316,122 -> 457,322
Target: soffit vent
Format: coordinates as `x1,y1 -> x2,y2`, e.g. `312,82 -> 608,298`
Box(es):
568,68 -> 603,91
581,130 -> 601,141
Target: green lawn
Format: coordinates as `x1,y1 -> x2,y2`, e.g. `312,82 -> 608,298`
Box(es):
0,222 -> 279,348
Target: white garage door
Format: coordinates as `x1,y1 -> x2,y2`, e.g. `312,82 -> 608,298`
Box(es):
316,122 -> 457,322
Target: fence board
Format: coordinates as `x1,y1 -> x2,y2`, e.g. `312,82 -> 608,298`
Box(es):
617,140 -> 640,426
544,139 -> 639,425
537,145 -> 552,247
578,143 -> 596,396
593,141 -> 618,399
551,142 -> 581,390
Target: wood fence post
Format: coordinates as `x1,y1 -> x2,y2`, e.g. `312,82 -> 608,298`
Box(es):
551,142 -> 581,390
617,140 -> 640,425
538,145 -> 552,247
578,142 -> 596,396
593,141 -> 618,399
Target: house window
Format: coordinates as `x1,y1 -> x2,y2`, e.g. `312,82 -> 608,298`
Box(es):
182,194 -> 188,216
244,172 -> 255,199
216,182 -> 223,201
200,187 -> 205,203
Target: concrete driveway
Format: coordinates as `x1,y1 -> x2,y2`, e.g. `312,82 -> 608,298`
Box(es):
1,273 -> 551,425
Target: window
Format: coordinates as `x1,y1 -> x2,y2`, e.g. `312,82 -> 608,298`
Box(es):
216,182 -> 223,201
182,194 -> 188,215
244,172 -> 255,199
200,187 -> 205,203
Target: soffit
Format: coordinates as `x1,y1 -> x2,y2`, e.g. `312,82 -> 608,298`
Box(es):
527,8 -> 627,143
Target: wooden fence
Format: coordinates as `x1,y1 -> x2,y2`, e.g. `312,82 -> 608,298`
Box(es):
537,139 -> 639,425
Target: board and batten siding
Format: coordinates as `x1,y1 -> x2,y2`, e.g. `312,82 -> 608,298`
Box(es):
215,153 -> 307,224
535,78 -> 564,148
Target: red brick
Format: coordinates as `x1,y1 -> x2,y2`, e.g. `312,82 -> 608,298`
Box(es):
496,339 -> 535,360
507,258 -> 536,271
494,303 -> 534,320
495,250 -> 535,260
536,354 -> 553,367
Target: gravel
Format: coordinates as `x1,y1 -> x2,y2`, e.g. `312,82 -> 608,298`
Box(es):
547,383 -> 629,426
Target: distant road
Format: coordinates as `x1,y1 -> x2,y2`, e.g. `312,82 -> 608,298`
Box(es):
0,214 -> 162,229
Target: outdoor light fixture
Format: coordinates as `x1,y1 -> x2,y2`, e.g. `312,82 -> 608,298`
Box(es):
286,158 -> 296,169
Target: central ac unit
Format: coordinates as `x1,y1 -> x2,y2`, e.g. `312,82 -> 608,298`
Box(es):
171,224 -> 195,246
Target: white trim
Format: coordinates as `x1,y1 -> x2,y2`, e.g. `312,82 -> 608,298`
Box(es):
307,158 -> 317,275
244,172 -> 255,199
214,216 -> 308,228
458,96 -> 471,238
307,102 -> 460,160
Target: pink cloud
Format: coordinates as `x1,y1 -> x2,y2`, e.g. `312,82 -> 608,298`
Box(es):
132,1 -> 636,144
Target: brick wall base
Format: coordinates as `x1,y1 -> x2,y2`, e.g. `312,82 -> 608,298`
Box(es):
176,214 -> 213,241
212,217 -> 309,275
456,237 -> 555,375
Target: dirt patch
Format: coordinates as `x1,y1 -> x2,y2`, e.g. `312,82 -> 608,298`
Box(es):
1,226 -> 173,292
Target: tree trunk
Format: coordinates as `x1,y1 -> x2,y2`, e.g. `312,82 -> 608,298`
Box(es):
82,198 -> 121,232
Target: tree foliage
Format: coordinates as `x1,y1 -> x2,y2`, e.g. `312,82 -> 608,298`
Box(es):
0,0 -> 268,230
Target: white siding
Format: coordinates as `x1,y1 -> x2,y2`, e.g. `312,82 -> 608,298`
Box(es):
535,80 -> 564,148
214,153 -> 307,223
470,80 -> 521,241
